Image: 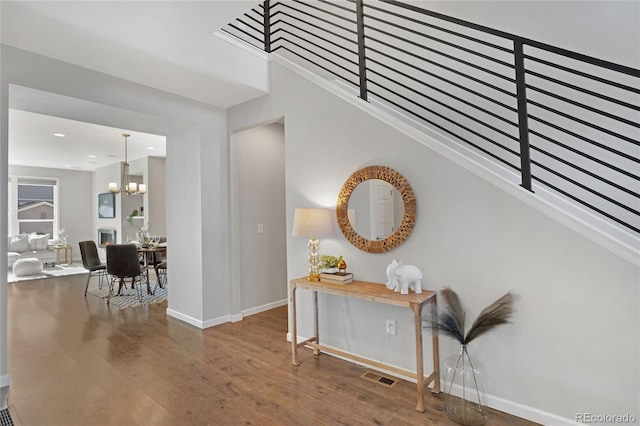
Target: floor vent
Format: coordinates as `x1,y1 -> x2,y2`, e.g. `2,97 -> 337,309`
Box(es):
360,371 -> 399,388
0,408 -> 13,426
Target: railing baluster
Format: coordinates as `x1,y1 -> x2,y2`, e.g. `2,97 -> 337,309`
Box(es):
355,0 -> 368,101
514,38 -> 533,192
264,1 -> 271,53
223,0 -> 640,235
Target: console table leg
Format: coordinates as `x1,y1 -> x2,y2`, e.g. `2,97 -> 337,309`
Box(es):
431,298 -> 441,394
290,285 -> 300,366
412,303 -> 425,412
312,291 -> 320,356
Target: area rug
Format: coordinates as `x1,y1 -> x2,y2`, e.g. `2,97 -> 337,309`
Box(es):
87,286 -> 167,309
7,264 -> 88,283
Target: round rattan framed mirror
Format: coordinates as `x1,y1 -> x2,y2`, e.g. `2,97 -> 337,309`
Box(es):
336,165 -> 416,253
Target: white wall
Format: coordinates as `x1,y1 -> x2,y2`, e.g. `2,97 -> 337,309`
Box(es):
146,156 -> 166,237
230,123 -> 287,316
197,116 -> 233,324
8,164 -> 93,262
422,1 -> 639,68
227,60 -> 639,425
0,37 -> 8,385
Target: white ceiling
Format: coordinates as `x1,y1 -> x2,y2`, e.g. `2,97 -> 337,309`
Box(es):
1,1 -> 263,107
9,110 -> 166,172
1,0 -> 263,171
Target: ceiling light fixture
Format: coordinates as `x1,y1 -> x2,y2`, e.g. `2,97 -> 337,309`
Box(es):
108,134 -> 147,195
53,133 -> 66,137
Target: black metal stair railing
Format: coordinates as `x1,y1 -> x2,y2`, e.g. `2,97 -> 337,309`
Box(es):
222,0 -> 640,236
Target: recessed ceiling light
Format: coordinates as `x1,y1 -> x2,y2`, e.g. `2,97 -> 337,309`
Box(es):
53,133 -> 66,137
88,155 -> 97,158
146,147 -> 155,150
64,164 -> 72,168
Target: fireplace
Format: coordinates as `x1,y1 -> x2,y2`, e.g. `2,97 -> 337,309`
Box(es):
98,229 -> 116,248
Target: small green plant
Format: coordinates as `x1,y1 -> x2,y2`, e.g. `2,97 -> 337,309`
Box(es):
127,209 -> 139,225
320,254 -> 343,269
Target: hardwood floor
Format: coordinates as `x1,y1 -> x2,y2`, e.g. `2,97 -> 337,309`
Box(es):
7,275 -> 539,425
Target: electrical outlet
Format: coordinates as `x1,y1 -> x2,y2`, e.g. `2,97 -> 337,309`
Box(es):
386,319 -> 396,335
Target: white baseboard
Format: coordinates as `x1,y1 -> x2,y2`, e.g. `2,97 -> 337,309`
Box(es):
230,298 -> 289,323
166,309 -> 231,329
0,374 -> 9,387
230,313 -> 244,323
202,315 -> 233,329
166,308 -> 205,328
242,298 -> 287,318
485,393 -> 581,426
167,299 -> 287,329
286,332 -> 578,426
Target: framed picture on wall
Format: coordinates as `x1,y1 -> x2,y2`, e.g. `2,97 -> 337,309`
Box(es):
98,192 -> 116,218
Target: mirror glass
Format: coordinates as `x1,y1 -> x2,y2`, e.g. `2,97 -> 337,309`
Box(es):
347,179 -> 403,241
337,165 -> 416,253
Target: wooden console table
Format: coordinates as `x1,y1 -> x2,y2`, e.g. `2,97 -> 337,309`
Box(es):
289,277 -> 440,412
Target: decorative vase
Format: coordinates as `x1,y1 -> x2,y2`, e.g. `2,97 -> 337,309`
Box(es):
444,345 -> 487,426
323,267 -> 338,274
337,258 -> 347,272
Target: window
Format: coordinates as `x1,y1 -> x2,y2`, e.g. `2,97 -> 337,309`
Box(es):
8,177 -> 59,237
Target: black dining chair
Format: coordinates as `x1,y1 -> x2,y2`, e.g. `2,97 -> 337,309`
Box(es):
156,260 -> 167,288
79,240 -> 108,297
106,244 -> 149,304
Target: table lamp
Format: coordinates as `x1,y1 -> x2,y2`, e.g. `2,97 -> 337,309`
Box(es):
292,208 -> 333,281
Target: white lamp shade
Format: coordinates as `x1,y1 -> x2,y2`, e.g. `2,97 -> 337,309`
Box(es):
138,184 -> 147,194
292,208 -> 333,238
108,182 -> 118,193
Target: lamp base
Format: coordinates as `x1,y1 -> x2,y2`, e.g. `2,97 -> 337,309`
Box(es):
307,238 -> 321,282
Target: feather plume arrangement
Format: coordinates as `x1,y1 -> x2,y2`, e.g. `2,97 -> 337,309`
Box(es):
430,287 -> 515,345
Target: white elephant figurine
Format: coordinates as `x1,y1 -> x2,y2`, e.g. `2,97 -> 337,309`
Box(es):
385,259 -> 423,295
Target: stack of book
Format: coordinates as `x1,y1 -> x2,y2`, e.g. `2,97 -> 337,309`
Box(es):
319,272 -> 353,284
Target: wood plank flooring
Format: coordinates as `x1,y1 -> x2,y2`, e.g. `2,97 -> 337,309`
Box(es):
7,274 -> 539,425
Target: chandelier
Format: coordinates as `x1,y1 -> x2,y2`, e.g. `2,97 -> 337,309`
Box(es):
108,134 -> 147,195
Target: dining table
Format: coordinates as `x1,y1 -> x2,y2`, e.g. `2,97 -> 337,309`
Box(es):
137,245 -> 167,291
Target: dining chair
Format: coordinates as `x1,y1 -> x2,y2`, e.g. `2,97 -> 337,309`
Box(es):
78,240 -> 108,297
156,260 -> 167,288
106,244 -> 149,304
